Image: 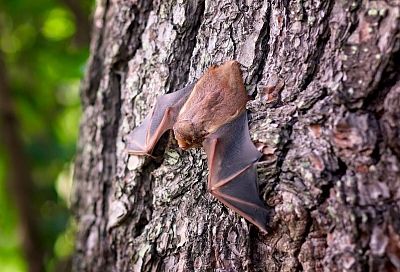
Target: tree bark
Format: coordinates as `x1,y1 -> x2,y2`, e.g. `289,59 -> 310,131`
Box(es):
73,0 -> 400,271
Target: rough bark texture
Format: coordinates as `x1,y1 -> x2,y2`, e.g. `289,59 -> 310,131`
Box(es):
73,0 -> 400,271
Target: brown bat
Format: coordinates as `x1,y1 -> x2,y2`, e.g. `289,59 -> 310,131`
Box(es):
127,60 -> 268,232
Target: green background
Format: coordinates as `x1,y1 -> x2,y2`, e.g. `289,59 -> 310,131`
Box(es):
0,0 -> 93,270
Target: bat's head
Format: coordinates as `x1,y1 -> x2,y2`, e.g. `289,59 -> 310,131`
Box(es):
173,120 -> 205,150
173,60 -> 248,150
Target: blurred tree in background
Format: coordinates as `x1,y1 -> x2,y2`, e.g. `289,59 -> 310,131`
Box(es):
0,0 -> 93,271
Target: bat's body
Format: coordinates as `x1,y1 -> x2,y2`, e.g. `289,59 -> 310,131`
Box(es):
127,61 -> 268,232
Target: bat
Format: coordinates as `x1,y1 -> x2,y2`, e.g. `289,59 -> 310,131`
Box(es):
127,60 -> 269,232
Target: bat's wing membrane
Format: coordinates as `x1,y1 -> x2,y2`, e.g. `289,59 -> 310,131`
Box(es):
127,83 -> 268,230
127,84 -> 194,156
203,112 -> 268,232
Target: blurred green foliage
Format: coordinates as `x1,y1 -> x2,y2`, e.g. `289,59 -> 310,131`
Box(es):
0,0 -> 93,270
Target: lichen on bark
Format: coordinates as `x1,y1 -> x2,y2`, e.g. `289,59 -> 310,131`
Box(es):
73,0 -> 400,271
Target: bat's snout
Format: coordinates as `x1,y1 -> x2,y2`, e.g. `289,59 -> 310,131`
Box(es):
173,120 -> 204,150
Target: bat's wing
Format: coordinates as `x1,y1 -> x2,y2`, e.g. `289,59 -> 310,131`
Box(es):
127,84 -> 194,156
203,112 -> 268,232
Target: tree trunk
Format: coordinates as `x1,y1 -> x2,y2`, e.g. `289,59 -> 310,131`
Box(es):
73,0 -> 400,271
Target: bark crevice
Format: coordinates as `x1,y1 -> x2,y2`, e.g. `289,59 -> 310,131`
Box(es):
73,1 -> 400,271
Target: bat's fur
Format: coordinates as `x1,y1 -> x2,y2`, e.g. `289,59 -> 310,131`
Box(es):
127,60 -> 269,232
